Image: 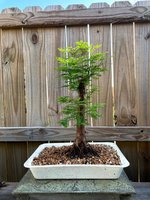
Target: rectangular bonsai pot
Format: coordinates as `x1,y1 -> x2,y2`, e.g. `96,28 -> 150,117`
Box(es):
24,142 -> 129,179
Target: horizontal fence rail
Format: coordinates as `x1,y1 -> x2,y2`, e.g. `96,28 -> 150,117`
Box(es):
0,127 -> 150,141
0,5 -> 150,28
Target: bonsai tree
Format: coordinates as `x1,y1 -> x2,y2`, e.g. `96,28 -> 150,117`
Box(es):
57,41 -> 107,158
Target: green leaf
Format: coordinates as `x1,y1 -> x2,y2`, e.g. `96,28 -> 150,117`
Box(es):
56,41 -> 107,127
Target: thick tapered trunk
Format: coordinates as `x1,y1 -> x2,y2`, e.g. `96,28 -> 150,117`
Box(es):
64,81 -> 99,158
75,81 -> 86,147
75,125 -> 86,147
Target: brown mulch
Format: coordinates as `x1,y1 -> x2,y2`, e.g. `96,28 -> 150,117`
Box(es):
32,144 -> 121,166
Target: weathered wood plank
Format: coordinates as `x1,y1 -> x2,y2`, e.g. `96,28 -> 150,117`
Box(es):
111,1 -> 132,7
117,141 -> 138,181
135,23 -> 150,125
2,29 -> 26,126
90,3 -> 110,8
0,143 -> 7,181
135,1 -> 150,6
27,142 -> 45,157
23,6 -> 42,12
134,19 -> 150,181
23,28 -> 48,126
139,142 -> 150,181
113,24 -> 136,126
66,26 -> 88,125
0,29 -> 4,126
1,7 -> 21,13
90,25 -> 113,126
67,4 -> 87,10
44,5 -> 64,11
45,27 -> 65,126
6,142 -> 27,181
0,7 -> 150,28
0,127 -> 150,141
67,26 -> 87,44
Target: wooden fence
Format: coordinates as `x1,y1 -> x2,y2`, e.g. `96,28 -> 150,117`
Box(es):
0,1 -> 150,182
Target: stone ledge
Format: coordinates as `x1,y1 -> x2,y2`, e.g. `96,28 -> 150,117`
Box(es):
12,170 -> 135,199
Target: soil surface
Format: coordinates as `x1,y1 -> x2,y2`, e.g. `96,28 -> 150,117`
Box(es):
32,144 -> 121,165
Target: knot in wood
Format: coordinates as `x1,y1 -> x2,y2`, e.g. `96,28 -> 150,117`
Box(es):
31,33 -> 38,44
145,32 -> 150,40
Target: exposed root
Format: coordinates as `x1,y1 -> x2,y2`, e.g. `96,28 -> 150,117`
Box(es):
65,142 -> 99,159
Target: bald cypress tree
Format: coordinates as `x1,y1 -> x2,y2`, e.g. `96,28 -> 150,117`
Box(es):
57,41 -> 107,158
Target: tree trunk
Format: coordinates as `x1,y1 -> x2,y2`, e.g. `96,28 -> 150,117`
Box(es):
75,125 -> 86,146
75,81 -> 86,147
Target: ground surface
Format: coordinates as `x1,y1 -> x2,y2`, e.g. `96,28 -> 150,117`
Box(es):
0,182 -> 150,200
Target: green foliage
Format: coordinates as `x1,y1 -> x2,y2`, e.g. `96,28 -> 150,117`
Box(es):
57,41 -> 107,127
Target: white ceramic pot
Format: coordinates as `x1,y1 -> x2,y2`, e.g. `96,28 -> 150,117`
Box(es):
24,142 -> 129,179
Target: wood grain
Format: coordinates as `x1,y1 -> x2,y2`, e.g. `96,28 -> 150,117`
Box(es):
111,1 -> 132,7
23,28 -> 48,126
135,23 -> 150,182
44,5 -> 64,11
44,27 -> 65,126
2,29 -> 26,126
0,127 -> 150,141
117,141 -> 138,181
135,23 -> 150,125
1,7 -> 21,13
6,142 -> 27,181
66,4 -> 87,10
135,1 -> 150,6
139,142 -> 150,181
0,143 -> 7,181
0,29 -> 4,126
0,7 -> 149,28
27,141 -> 44,157
23,6 -> 42,12
90,25 -> 113,126
113,24 -> 136,126
90,3 -> 110,8
66,26 -> 88,125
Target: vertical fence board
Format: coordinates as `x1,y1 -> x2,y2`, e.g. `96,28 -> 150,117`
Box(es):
23,28 -> 48,126
135,23 -> 150,181
6,142 -> 27,181
113,24 -> 138,181
67,26 -> 87,46
27,142 -> 44,157
90,25 -> 113,125
2,29 -> 26,126
135,23 -> 150,125
117,142 -> 138,181
0,29 -> 4,126
45,27 -> 65,126
67,26 -> 88,125
113,24 -> 136,126
139,142 -> 150,181
0,143 -> 7,181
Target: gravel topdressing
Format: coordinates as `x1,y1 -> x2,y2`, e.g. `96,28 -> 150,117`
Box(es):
32,144 -> 121,166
